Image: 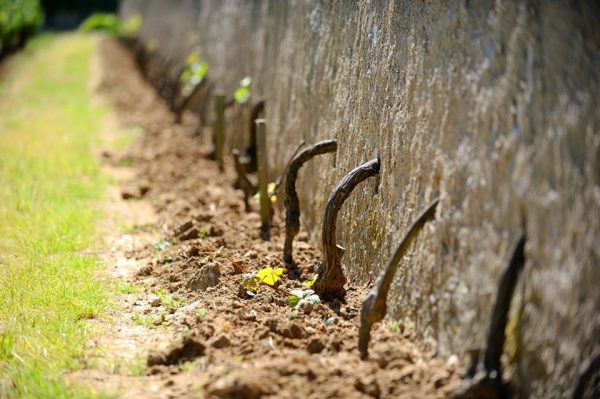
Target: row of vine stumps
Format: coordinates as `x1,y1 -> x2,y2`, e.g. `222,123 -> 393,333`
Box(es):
111,36 -> 598,399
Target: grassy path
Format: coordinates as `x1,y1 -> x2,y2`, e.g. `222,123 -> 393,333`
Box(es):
0,34 -> 108,398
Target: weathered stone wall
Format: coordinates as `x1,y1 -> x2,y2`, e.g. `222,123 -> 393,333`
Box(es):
120,1 -> 600,396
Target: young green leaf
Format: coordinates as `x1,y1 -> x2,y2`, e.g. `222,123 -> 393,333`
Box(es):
253,182 -> 277,203
288,289 -> 321,309
303,274 -> 319,287
153,240 -> 170,251
234,76 -> 252,104
256,267 -> 284,286
241,272 -> 260,294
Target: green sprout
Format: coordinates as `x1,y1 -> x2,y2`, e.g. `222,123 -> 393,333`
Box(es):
303,274 -> 318,287
234,76 -> 252,104
288,289 -> 321,309
180,53 -> 209,97
241,266 -> 284,296
153,240 -> 170,251
119,14 -> 143,38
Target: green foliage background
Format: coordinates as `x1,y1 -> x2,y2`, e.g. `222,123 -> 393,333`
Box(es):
0,0 -> 43,54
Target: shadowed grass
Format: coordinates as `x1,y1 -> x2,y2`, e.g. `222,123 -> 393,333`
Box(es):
0,34 -> 109,398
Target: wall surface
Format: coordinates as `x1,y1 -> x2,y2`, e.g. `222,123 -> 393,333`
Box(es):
120,1 -> 600,397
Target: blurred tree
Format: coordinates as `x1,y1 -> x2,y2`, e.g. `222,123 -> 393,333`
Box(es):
41,0 -> 118,29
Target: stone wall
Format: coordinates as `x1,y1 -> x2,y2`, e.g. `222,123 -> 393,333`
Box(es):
120,1 -> 600,396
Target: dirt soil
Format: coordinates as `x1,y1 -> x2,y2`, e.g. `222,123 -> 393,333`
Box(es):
73,37 -> 463,399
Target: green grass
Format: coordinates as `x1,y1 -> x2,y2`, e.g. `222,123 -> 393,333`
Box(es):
0,33 -> 109,398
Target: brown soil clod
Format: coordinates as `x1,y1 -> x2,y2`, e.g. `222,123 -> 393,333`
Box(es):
147,334 -> 205,367
449,232 -> 526,399
186,262 -> 220,291
359,197 -> 440,360
313,157 -> 381,299
283,139 -> 337,265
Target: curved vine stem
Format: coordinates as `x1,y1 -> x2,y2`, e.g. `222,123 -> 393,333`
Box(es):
232,149 -> 256,212
283,140 -> 337,264
313,157 -> 381,299
450,232 -> 527,398
572,348 -> 600,399
174,79 -> 207,124
359,197 -> 439,359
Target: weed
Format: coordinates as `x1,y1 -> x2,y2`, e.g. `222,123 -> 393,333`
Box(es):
388,320 -> 399,333
241,267 -> 284,296
195,309 -> 206,319
234,76 -> 252,103
117,156 -> 132,167
180,53 -> 209,97
155,289 -> 186,310
153,240 -> 170,251
288,289 -> 321,309
131,311 -> 153,327
0,34 -> 108,398
114,282 -> 140,295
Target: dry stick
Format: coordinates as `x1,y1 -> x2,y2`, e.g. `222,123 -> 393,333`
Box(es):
358,197 -> 440,359
213,92 -> 226,171
255,119 -> 271,240
450,232 -> 527,399
232,148 -> 256,212
283,140 -> 337,264
244,99 -> 266,173
168,63 -> 187,112
313,158 -> 381,299
274,140 -> 306,192
484,233 -> 526,379
174,78 -> 207,124
572,348 -> 600,399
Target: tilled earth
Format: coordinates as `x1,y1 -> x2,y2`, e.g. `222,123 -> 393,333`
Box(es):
87,37 -> 462,399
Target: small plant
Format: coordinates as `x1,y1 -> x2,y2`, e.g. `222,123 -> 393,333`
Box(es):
155,289 -> 186,309
79,13 -> 142,38
253,182 -> 277,204
115,282 -> 139,295
153,240 -> 170,251
119,14 -> 143,38
288,289 -> 321,309
303,274 -> 318,287
131,311 -> 153,326
234,76 -> 252,104
180,53 -> 209,97
388,320 -> 399,333
241,266 -> 284,296
195,308 -> 206,319
144,39 -> 159,53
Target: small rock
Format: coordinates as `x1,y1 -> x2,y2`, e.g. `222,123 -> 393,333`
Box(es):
150,297 -> 161,307
324,317 -> 337,327
278,321 -> 304,339
173,220 -> 194,237
139,184 -> 151,196
178,227 -> 200,241
208,225 -> 224,237
121,188 -> 138,200
355,377 -> 381,398
186,263 -> 220,291
136,265 -> 154,277
147,335 -> 205,367
307,338 -> 325,354
208,371 -> 263,399
209,334 -> 232,349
